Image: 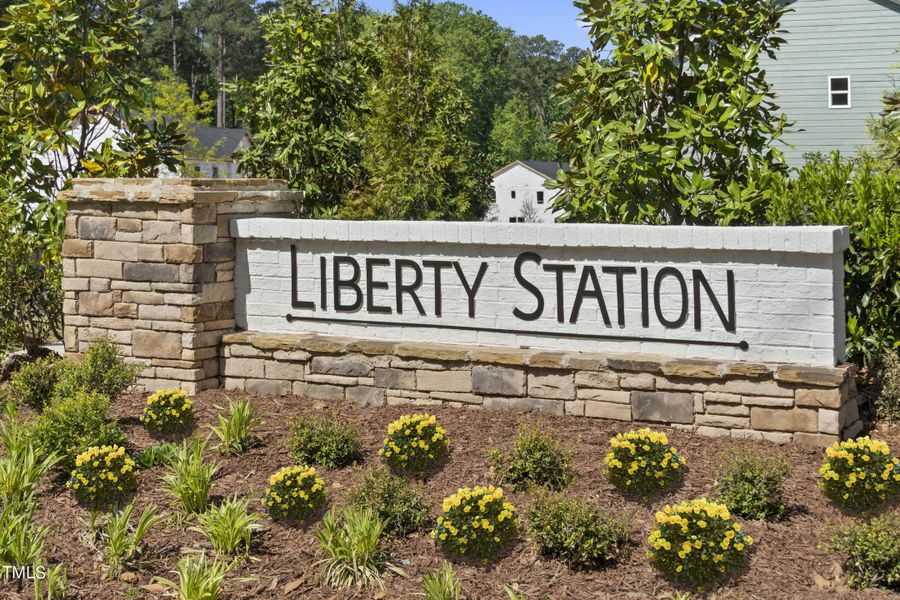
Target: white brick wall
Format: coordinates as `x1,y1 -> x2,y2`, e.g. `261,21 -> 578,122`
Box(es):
232,219 -> 850,367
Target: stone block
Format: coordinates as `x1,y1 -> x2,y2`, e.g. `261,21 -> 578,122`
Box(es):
77,259 -> 122,279
750,407 -> 817,433
471,365 -> 525,396
305,374 -> 359,386
794,432 -> 839,447
181,224 -> 218,244
310,356 -> 372,377
760,431 -> 794,444
795,388 -> 843,410
124,262 -> 180,283
483,396 -> 564,415
710,379 -> 794,397
741,396 -> 795,408
265,361 -> 304,381
468,347 -> 532,366
705,403 -> 750,417
695,414 -> 750,429
655,377 -> 709,392
245,379 -> 291,396
79,292 -> 115,316
347,386 -> 385,406
606,354 -> 666,374
577,389 -> 631,404
430,392 -> 482,405
585,401 -> 632,421
117,218 -> 142,232
374,367 -> 415,390
93,241 -> 141,261
62,239 -> 93,258
273,350 -> 312,362
839,398 -> 860,428
731,429 -> 764,441
165,244 -> 204,264
775,365 -> 851,387
565,400 -> 585,416
574,371 -> 619,390
818,409 -> 840,435
662,359 -> 722,379
138,304 -> 182,321
132,330 -> 182,360
527,371 -> 575,399
113,302 -> 138,319
417,370 -> 472,393
394,342 -> 469,362
563,352 -> 607,370
631,391 -> 694,424
620,373 -> 656,390
292,382 -> 345,401
703,392 -> 742,405
142,221 -> 181,243
78,216 -> 117,240
526,352 -> 566,369
122,291 -> 165,305
696,426 -> 731,438
223,357 -> 266,379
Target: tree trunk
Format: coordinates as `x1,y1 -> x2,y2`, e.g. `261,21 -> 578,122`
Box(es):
216,31 -> 225,128
171,5 -> 178,73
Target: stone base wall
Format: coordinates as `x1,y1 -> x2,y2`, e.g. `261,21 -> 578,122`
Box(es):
222,332 -> 862,446
61,179 -> 301,393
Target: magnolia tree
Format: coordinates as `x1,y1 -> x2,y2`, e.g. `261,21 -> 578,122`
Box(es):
553,0 -> 789,225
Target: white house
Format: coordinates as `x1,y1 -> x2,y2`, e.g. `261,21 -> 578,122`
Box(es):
489,160 -> 568,223
183,125 -> 251,178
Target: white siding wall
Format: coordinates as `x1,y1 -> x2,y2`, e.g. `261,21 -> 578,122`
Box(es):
490,166 -> 563,223
762,0 -> 900,166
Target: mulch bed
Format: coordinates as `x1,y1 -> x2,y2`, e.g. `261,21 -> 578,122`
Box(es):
3,390 -> 900,600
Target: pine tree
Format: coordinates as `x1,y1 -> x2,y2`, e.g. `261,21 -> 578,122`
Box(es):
348,0 -> 491,221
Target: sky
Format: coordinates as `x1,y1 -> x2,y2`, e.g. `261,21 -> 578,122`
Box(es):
364,0 -> 590,49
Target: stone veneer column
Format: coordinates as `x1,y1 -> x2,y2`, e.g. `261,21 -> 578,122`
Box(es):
60,178 -> 302,394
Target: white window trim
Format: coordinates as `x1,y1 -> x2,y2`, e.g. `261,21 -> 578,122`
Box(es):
828,76 -> 852,109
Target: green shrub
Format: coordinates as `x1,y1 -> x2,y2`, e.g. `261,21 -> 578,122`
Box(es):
69,337 -> 142,399
875,352 -> 900,424
0,410 -> 59,504
349,465 -> 429,538
421,562 -> 461,600
819,437 -> 900,513
135,442 -> 179,469
66,444 -> 137,507
433,485 -> 517,560
95,500 -> 163,578
490,424 -> 575,492
261,465 -> 326,522
379,413 -> 449,475
648,498 -> 753,587
162,437 -> 221,514
604,428 -> 685,498
30,390 -> 125,471
715,448 -> 791,521
155,553 -> 234,600
0,501 -> 48,569
33,563 -> 66,600
141,389 -> 195,436
287,415 -> 361,469
831,511 -> 900,590
315,506 -> 404,589
209,397 -> 263,454
5,356 -> 68,410
193,497 -> 265,556
767,153 -> 900,369
525,494 -> 629,570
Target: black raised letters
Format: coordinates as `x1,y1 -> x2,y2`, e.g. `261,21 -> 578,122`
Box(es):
513,252 -> 544,321
395,259 -> 426,316
570,266 -> 611,326
333,256 -> 363,312
654,267 -> 689,329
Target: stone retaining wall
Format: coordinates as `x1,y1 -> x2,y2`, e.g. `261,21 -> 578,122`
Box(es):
221,331 -> 862,446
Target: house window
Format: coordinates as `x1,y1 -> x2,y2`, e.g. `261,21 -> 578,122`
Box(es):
211,166 -> 220,178
509,217 -> 524,223
828,77 -> 851,109
537,191 -> 545,204
511,190 -> 516,199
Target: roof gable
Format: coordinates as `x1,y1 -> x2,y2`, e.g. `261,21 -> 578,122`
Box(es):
492,160 -> 569,180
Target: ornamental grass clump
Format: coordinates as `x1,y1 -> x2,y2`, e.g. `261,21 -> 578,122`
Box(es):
155,553 -> 234,600
715,448 -> 791,521
490,423 -> 575,492
193,497 -> 265,556
525,494 -> 629,570
67,445 -> 137,507
262,465 -> 326,522
141,389 -> 195,436
648,499 -> 753,587
96,500 -> 163,577
379,413 -> 449,475
605,428 -> 684,497
288,415 -> 361,469
209,398 -> 263,454
819,437 -> 900,513
433,485 -> 517,560
421,562 -> 461,600
162,437 -> 220,514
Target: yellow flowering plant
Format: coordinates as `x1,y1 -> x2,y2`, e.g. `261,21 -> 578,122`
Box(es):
141,389 -> 195,435
432,485 -> 517,560
262,465 -> 326,522
66,444 -> 137,507
819,437 -> 900,512
379,413 -> 449,474
604,428 -> 684,497
648,498 -> 753,586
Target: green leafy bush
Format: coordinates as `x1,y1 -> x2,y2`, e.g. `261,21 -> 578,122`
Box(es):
819,437 -> 900,513
767,154 -> 900,369
648,498 -> 753,586
831,511 -> 900,590
525,494 -> 629,570
5,356 -> 68,410
379,413 -> 449,474
135,442 -> 179,469
490,424 -> 575,491
66,444 -> 137,507
875,351 -> 900,424
68,336 -> 142,399
349,465 -> 429,538
141,389 -> 195,436
288,415 -> 361,469
433,485 -> 517,560
715,448 -> 791,521
162,437 -> 221,514
193,497 -> 265,556
262,465 -> 326,522
209,397 -> 263,454
421,562 -> 461,600
604,428 -> 685,498
30,390 -> 125,471
315,506 -> 404,589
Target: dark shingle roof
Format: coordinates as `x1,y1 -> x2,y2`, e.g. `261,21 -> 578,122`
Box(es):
520,160 -> 570,179
188,125 -> 250,159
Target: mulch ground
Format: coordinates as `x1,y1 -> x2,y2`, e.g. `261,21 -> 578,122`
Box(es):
2,390 -> 900,600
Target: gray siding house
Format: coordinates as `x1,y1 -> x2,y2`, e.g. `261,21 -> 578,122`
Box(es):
762,0 -> 900,166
